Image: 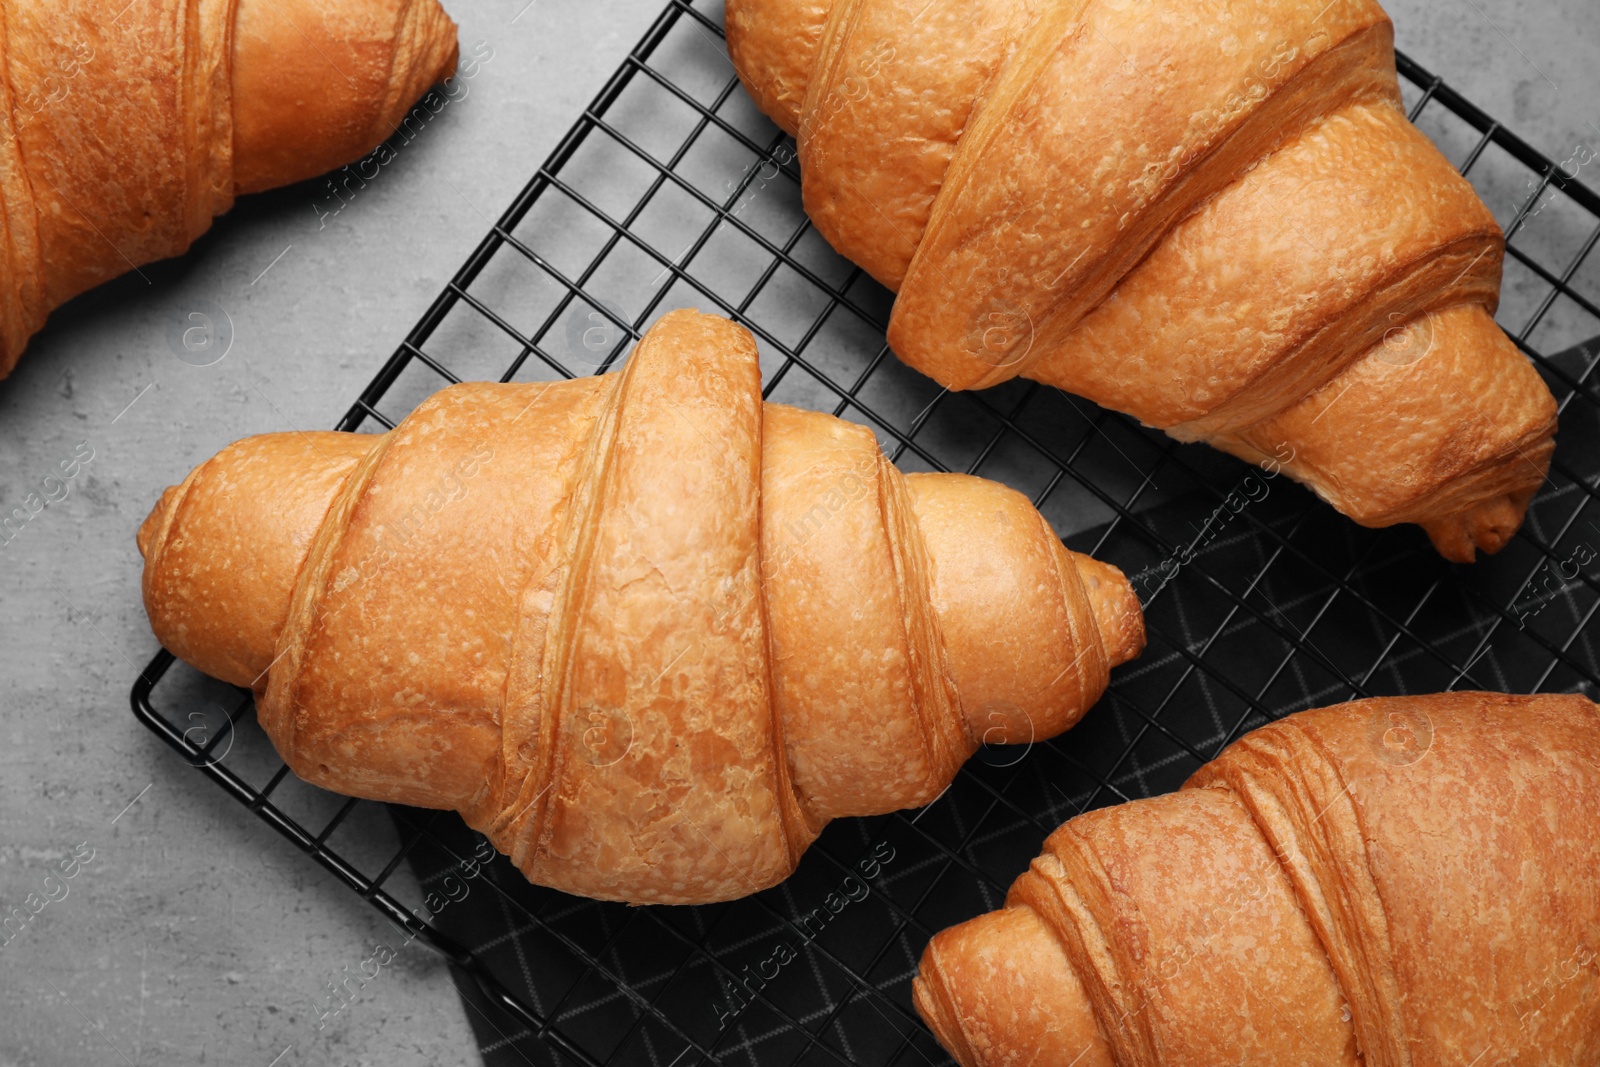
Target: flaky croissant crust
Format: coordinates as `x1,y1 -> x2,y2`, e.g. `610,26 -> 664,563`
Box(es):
725,0 -> 1560,561
139,310 -> 1144,904
915,691 -> 1600,1067
0,0 -> 458,377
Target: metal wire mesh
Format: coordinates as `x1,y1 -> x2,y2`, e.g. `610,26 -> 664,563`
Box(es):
131,2 -> 1600,1064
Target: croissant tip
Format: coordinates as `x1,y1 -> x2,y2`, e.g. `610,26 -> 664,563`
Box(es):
389,0 -> 462,126
1074,555 -> 1146,668
1422,491 -> 1533,563
912,940 -> 979,1067
137,485 -> 178,560
425,5 -> 462,85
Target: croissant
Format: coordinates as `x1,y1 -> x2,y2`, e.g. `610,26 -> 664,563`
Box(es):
914,691 -> 1600,1066
724,0 -> 1560,562
137,309 -> 1144,904
0,0 -> 459,378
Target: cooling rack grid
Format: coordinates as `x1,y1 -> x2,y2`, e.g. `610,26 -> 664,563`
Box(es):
134,2 -> 1600,1063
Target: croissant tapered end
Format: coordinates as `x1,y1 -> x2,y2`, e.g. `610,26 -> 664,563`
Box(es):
231,0 -> 461,195
136,485 -> 179,562
1422,486 -> 1541,563
902,472 -> 1141,747
1213,304 -> 1559,564
725,0 -> 834,137
1074,554 -> 1144,669
913,906 -> 1113,1067
139,431 -> 372,690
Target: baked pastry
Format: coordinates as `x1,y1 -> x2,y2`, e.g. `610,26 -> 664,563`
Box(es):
137,309 -> 1144,904
914,691 -> 1600,1066
0,0 -> 460,377
725,0 -> 1560,561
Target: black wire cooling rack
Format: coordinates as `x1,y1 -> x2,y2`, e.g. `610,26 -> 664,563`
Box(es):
132,2 -> 1600,1064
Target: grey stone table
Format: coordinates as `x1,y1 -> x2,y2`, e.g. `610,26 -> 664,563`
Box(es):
0,1 -> 1593,1065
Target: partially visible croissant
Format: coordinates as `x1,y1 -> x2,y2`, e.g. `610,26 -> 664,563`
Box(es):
915,691 -> 1600,1067
725,0 -> 1560,561
137,309 -> 1144,904
0,0 -> 459,377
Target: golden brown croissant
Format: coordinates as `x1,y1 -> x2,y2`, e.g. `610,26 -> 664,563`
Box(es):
914,691 -> 1600,1066
0,0 -> 459,377
136,309 -> 1144,904
725,0 -> 1559,562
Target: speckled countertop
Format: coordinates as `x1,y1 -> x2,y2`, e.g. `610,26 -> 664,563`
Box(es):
0,1 -> 1593,1065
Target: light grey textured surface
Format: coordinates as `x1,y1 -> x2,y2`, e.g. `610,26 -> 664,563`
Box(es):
0,2 -> 664,1065
0,2 -> 1593,1066
1385,0 -> 1598,163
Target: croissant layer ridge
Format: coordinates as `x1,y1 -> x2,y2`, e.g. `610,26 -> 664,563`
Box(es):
139,309 -> 1145,904
724,0 -> 1560,560
914,691 -> 1600,1067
